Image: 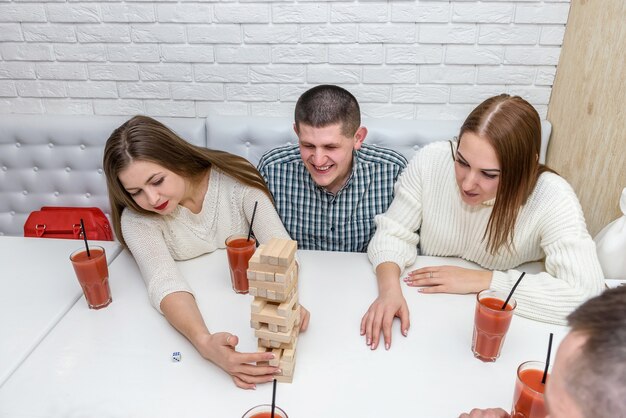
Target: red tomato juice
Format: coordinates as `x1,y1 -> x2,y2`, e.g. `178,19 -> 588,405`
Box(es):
226,237 -> 256,293
512,368 -> 548,418
70,248 -> 111,309
472,297 -> 515,361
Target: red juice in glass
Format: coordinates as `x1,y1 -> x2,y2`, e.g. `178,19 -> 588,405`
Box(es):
70,246 -> 112,309
225,235 -> 256,294
242,405 -> 288,418
472,289 -> 516,362
511,361 -> 549,418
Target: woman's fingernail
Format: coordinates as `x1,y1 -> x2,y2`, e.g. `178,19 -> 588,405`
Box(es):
366,338 -> 371,345
385,343 -> 390,350
275,369 -> 282,375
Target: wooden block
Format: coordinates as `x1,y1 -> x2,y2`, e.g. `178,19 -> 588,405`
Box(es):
274,260 -> 296,284
268,323 -> 278,333
252,300 -> 295,325
274,374 -> 293,383
250,320 -> 261,330
255,323 -> 298,344
260,238 -> 287,265
249,287 -> 258,297
280,351 -> 296,376
277,291 -> 299,317
269,348 -> 282,367
251,298 -> 266,314
258,339 -> 293,350
249,275 -> 298,303
248,260 -> 290,275
282,348 -> 295,364
249,245 -> 265,265
278,240 -> 297,266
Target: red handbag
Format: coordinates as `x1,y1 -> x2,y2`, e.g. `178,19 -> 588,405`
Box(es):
24,206 -> 114,241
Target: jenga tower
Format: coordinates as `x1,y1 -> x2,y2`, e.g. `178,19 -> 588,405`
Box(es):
248,238 -> 300,383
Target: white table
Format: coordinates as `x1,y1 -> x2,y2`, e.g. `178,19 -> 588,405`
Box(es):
0,236 -> 121,386
0,248 -> 566,418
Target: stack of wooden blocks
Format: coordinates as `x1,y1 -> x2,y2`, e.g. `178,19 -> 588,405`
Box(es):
248,238 -> 300,383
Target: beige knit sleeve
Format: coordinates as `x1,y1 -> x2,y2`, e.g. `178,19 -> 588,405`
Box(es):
242,186 -> 292,244
367,150 -> 424,272
121,210 -> 193,313
490,175 -> 605,325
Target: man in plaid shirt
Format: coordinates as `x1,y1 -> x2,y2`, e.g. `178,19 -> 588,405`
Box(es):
257,85 -> 407,252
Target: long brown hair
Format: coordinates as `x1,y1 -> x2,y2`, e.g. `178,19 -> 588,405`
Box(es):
103,115 -> 272,248
458,94 -> 555,254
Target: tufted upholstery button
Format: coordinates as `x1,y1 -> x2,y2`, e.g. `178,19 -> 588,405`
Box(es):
10,211 -> 15,216
97,169 -> 103,174
15,142 -> 21,148
48,142 -> 54,148
33,166 -> 39,172
85,193 -> 91,198
54,191 -> 59,196
80,144 -> 86,150
413,145 -> 419,151
245,141 -> 251,148
22,190 -> 28,195
1,166 -> 6,172
65,167 -> 71,172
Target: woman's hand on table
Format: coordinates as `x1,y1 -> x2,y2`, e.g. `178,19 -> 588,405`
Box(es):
197,332 -> 280,390
404,266 -> 493,294
360,288 -> 410,351
458,408 -> 510,418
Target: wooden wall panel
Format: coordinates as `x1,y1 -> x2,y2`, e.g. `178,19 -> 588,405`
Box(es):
547,0 -> 626,236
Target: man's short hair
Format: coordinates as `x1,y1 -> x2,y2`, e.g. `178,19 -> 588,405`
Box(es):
565,286 -> 626,418
294,85 -> 361,137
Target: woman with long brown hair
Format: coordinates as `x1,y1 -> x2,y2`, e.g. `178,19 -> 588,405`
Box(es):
103,115 -> 309,389
361,95 -> 604,351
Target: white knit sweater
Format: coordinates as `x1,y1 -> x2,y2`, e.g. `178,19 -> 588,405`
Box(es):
368,141 -> 605,325
122,168 -> 291,312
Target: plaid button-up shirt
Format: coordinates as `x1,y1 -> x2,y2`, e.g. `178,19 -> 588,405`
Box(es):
258,143 -> 407,252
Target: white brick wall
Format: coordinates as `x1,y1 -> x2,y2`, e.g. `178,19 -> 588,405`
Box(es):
0,0 -> 571,119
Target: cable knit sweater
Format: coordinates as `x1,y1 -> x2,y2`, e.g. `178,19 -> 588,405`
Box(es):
368,141 -> 605,325
122,168 -> 291,313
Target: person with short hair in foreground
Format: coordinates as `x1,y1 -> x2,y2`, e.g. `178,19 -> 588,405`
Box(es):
458,285 -> 626,418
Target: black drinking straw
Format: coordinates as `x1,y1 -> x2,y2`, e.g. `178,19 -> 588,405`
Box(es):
80,218 -> 91,258
271,378 -> 277,418
247,201 -> 258,242
542,333 -> 553,384
501,272 -> 526,310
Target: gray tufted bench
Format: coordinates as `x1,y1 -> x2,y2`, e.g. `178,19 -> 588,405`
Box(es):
0,114 -> 551,238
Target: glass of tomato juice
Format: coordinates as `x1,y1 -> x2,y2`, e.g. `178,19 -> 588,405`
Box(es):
511,360 -> 549,418
225,234 -> 257,294
69,245 -> 112,309
242,404 -> 288,418
472,288 -> 517,362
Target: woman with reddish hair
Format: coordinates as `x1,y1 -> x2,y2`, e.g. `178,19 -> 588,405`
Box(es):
361,94 -> 604,350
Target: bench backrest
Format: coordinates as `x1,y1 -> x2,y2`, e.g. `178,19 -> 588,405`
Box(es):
0,114 -> 551,237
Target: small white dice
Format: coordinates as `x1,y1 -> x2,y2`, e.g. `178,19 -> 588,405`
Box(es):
172,351 -> 181,362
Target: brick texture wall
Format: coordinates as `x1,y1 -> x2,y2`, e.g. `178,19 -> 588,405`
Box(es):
0,1 -> 570,119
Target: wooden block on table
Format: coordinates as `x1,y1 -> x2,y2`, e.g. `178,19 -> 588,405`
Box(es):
250,320 -> 261,330
278,240 -> 297,266
251,298 -> 266,314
